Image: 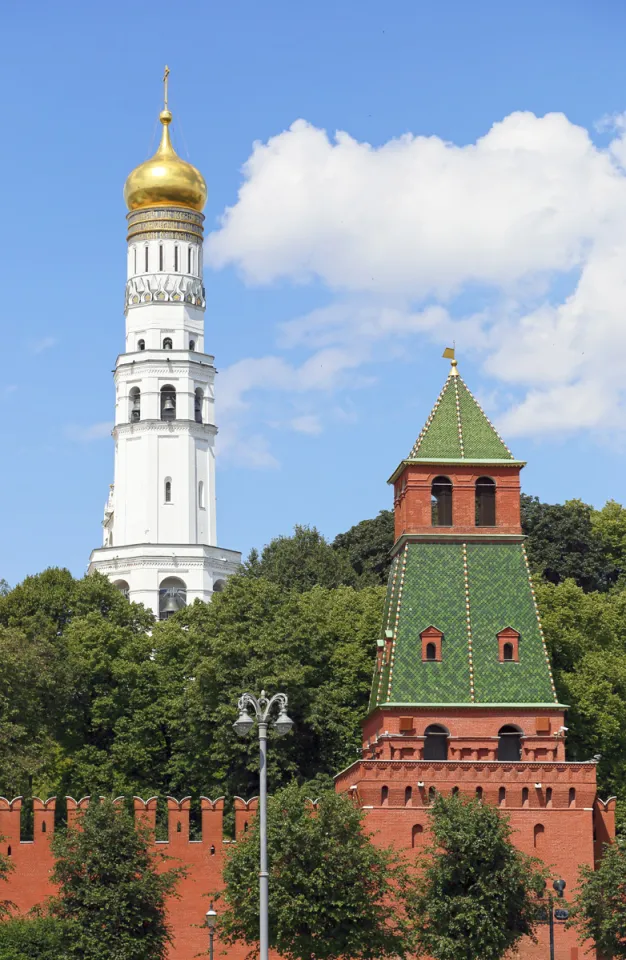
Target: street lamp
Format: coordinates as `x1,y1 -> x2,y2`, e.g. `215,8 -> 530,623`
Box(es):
537,878 -> 567,960
233,690 -> 293,960
205,903 -> 217,960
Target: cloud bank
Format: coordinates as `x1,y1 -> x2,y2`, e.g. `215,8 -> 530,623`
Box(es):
206,111 -> 626,461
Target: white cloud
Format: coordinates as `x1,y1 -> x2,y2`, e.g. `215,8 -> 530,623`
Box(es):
65,422 -> 113,442
30,336 -> 56,354
207,113 -> 623,297
289,415 -> 322,435
207,110 -> 626,443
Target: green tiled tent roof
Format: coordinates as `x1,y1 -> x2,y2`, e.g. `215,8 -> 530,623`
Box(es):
370,541 -> 558,710
408,368 -> 514,461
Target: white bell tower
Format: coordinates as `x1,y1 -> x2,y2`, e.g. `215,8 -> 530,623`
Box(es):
89,73 -> 241,617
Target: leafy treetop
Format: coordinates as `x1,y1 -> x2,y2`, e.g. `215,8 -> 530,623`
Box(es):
217,782 -> 417,960
414,793 -> 547,960
49,797 -> 183,960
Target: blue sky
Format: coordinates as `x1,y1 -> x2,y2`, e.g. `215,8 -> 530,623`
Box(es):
3,0 -> 626,586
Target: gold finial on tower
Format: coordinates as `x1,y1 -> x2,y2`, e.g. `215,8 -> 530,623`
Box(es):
442,346 -> 458,376
123,66 -> 207,212
163,65 -> 170,111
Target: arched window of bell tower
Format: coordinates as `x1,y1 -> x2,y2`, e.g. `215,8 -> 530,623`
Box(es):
129,387 -> 141,423
174,245 -> 179,272
159,243 -> 164,272
159,577 -> 187,620
133,246 -> 137,275
161,385 -> 176,421
188,245 -> 193,275
144,245 -> 149,272
194,388 -> 204,424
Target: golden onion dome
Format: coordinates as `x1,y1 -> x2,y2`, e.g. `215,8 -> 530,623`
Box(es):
124,109 -> 207,212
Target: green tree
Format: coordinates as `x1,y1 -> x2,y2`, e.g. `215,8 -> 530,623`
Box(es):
0,916 -> 71,960
536,578 -> 626,820
0,626 -> 66,799
571,841 -> 626,958
50,797 -> 183,960
151,577 -> 384,804
0,568 -> 153,639
591,499 -> 626,579
218,782 -> 416,960
414,793 -> 546,960
521,496 -> 618,592
243,526 -> 358,591
0,571 -> 159,802
0,568 -> 383,810
332,509 -> 394,585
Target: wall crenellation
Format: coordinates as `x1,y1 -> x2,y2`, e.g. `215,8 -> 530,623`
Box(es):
0,794 -> 261,960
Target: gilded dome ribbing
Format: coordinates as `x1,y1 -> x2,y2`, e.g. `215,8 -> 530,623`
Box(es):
124,109 -> 207,213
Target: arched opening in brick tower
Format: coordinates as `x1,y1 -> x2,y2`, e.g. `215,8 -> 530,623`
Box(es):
431,476 -> 452,526
475,476 -> 496,526
423,724 -> 449,761
497,724 -> 522,761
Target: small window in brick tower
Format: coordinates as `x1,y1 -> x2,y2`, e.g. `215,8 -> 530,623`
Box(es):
421,626 -> 443,662
475,477 -> 496,526
498,627 -> 520,662
431,476 -> 453,526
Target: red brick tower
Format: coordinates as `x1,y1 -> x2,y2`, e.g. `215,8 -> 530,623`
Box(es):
335,355 -> 615,960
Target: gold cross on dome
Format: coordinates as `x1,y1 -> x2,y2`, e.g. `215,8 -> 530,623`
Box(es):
163,65 -> 170,110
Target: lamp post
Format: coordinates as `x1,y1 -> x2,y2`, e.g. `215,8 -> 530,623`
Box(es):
537,879 -> 567,960
233,691 -> 293,960
205,903 -> 217,960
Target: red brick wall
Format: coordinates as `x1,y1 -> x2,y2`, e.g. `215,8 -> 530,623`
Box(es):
336,754 -> 608,960
393,463 -> 522,540
363,706 -> 567,762
1,780 -> 613,960
0,795 -> 247,960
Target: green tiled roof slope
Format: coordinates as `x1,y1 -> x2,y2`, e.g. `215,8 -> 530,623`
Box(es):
370,540 -> 557,709
408,371 -> 514,461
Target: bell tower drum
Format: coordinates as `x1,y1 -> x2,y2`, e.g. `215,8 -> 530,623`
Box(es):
89,71 -> 241,618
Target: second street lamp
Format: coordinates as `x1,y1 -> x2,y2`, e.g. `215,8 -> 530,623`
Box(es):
205,903 -> 217,960
234,690 -> 293,960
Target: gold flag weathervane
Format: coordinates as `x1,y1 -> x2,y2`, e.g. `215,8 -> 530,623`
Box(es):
442,346 -> 458,375
163,65 -> 170,110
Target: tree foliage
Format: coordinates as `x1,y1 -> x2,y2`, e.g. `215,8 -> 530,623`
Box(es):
537,577 -> 626,820
0,569 -> 382,810
571,840 -> 626,958
49,797 -> 182,960
1,493 -> 626,821
414,793 -> 546,960
0,916 -> 71,960
218,782 -> 416,960
332,509 -> 395,585
151,577 -> 382,804
521,496 -> 621,592
243,525 -> 358,591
